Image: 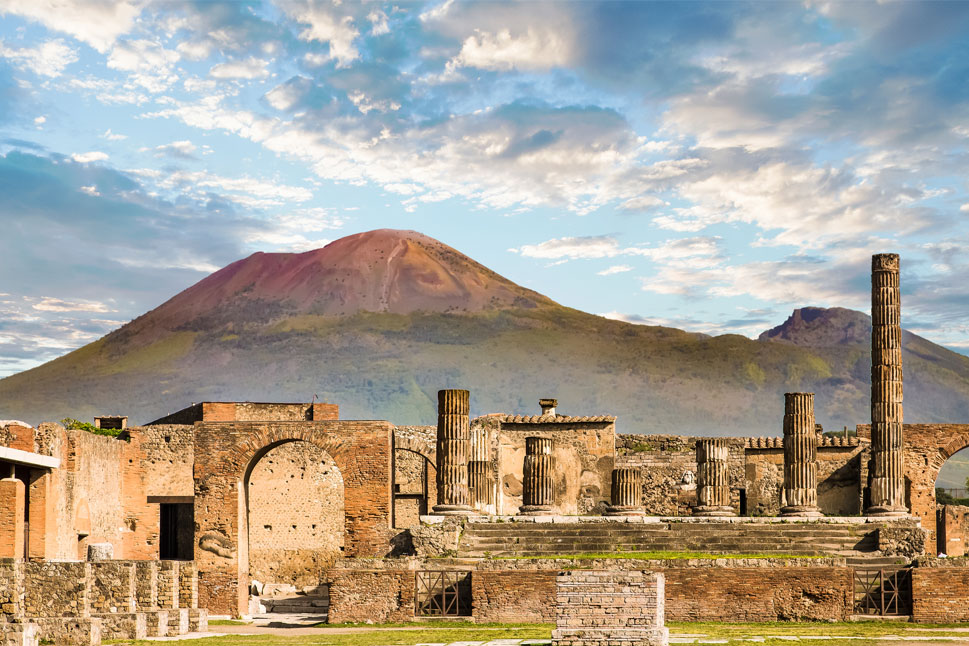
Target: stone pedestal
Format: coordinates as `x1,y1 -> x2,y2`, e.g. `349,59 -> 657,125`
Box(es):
87,542 -> 114,561
432,389 -> 473,515
866,253 -> 908,517
780,392 -> 822,517
520,437 -> 553,515
606,468 -> 644,515
552,570 -> 668,646
694,438 -> 734,517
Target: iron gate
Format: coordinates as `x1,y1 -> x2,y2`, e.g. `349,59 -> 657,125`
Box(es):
853,568 -> 912,616
415,570 -> 471,616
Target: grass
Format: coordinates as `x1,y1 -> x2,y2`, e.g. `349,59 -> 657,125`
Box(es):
107,620 -> 969,646
493,551 -> 824,560
207,620 -> 250,626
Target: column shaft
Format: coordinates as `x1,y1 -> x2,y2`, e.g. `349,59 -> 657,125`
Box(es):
781,392 -> 821,517
520,437 -> 553,514
468,424 -> 493,510
433,389 -> 473,514
867,253 -> 907,516
606,468 -> 644,515
694,438 -> 734,516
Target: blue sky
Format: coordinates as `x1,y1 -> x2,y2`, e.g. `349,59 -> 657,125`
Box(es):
1,0 -> 969,377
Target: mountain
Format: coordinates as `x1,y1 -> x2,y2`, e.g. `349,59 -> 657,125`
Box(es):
2,229 -> 969,435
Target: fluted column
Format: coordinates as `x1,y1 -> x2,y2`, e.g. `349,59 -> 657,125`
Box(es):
606,468 -> 644,516
468,424 -> 493,511
433,389 -> 473,515
780,393 -> 822,517
520,437 -> 553,515
866,253 -> 908,517
694,438 -> 734,517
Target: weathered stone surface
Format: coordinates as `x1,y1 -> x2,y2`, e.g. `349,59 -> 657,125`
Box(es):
694,439 -> 734,517
521,437 -> 554,514
434,389 -> 472,514
781,393 -> 821,517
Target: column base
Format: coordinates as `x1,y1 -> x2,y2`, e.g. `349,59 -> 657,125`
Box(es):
864,505 -> 909,517
519,505 -> 553,515
692,505 -> 735,517
431,504 -> 473,516
779,506 -> 822,518
605,505 -> 645,516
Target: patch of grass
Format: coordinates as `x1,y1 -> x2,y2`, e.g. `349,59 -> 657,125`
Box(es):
319,621 -> 549,629
494,551 -> 824,560
667,620 -> 969,638
207,619 -> 250,626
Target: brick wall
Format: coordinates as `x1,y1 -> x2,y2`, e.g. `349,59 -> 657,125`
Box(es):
327,569 -> 415,624
472,570 -> 557,623
0,478 -> 25,559
248,441 -> 344,586
938,505 -> 969,557
912,561 -> 969,622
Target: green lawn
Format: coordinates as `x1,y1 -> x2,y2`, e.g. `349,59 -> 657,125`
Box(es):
110,621 -> 969,646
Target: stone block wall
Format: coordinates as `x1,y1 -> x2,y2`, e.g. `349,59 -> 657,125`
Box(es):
937,505 -> 969,557
552,570 -> 667,646
912,559 -> 969,622
471,570 -> 557,623
616,435 -> 744,515
0,560 -> 22,617
22,562 -> 90,618
88,563 -> 135,614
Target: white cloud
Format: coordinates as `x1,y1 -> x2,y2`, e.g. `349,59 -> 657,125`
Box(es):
107,39 -> 180,92
453,27 -> 573,71
619,196 -> 666,212
102,129 -> 126,141
71,151 -> 109,163
34,116 -> 46,125
79,185 -> 100,196
597,265 -> 633,276
961,204 -> 969,213
282,2 -> 360,67
152,140 -> 197,159
0,0 -> 141,53
133,168 -> 314,208
367,8 -> 389,36
514,236 -> 624,260
209,58 -> 270,80
0,39 -> 78,77
420,0 -> 455,23
32,297 -> 110,313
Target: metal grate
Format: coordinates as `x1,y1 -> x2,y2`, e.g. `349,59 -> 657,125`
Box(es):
415,570 -> 471,616
853,568 -> 912,616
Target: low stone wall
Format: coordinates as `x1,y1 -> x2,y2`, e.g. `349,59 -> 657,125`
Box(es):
0,560 -> 205,645
327,570 -> 415,624
472,570 -> 557,623
912,558 -> 969,623
552,570 -> 667,646
326,558 -> 854,624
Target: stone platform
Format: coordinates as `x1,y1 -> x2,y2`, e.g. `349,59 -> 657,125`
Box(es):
420,515 -> 925,559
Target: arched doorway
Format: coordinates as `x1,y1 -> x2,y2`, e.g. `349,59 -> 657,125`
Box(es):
934,445 -> 969,556
247,441 -> 344,588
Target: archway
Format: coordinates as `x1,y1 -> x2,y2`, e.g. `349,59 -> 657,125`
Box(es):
934,442 -> 969,556
193,420 -> 393,616
246,441 -> 345,588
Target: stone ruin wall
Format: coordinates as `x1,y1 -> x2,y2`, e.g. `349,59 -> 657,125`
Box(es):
247,441 -> 345,588
498,422 -> 614,515
938,505 -> 969,557
615,435 -> 744,515
392,426 -> 437,527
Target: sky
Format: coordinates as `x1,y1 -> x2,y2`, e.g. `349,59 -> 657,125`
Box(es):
1,0 -> 969,379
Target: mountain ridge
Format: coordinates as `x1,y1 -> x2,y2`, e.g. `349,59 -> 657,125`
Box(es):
3,229 -> 969,434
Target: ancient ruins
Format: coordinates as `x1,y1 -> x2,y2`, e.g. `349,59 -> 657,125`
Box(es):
3,254 -> 969,644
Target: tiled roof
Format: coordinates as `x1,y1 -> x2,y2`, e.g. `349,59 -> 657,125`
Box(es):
496,414 -> 616,424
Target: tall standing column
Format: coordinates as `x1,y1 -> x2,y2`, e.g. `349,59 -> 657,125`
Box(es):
468,424 -> 493,512
780,392 -> 822,517
866,253 -> 908,516
694,438 -> 735,517
606,468 -> 644,516
520,437 -> 554,515
433,389 -> 473,515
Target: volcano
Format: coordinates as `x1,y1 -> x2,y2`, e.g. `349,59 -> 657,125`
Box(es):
2,229 -> 969,434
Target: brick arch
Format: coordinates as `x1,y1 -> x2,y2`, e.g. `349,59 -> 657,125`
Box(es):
938,434 -> 969,469
393,434 -> 436,465
193,420 -> 393,616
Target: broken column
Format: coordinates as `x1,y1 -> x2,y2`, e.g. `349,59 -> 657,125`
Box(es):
780,392 -> 822,517
606,467 -> 644,515
468,424 -> 493,512
520,436 -> 554,515
693,438 -> 734,517
866,253 -> 908,517
432,389 -> 473,515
